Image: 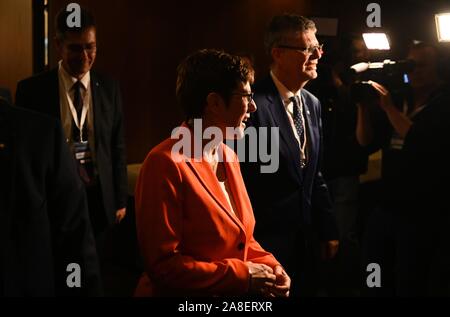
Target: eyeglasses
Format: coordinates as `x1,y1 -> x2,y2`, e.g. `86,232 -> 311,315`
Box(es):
277,43 -> 324,55
66,43 -> 97,54
231,92 -> 254,104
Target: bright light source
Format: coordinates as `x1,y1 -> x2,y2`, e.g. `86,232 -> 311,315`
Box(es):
435,13 -> 450,42
362,33 -> 390,50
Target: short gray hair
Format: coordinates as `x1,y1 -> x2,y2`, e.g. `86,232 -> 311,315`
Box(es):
264,14 -> 316,54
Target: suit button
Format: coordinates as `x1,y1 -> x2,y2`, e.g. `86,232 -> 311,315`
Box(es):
237,242 -> 245,250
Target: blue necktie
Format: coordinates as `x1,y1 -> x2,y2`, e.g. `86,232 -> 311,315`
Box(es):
290,95 -> 307,168
290,95 -> 305,147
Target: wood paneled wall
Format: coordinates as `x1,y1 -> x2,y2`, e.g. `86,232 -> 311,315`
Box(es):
47,0 -> 450,163
0,0 -> 33,99
48,0 -> 312,163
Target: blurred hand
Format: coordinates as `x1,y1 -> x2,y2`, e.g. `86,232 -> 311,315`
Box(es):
115,208 -> 126,223
268,265 -> 291,297
246,262 -> 276,296
367,80 -> 396,112
368,80 -> 412,138
321,240 -> 339,260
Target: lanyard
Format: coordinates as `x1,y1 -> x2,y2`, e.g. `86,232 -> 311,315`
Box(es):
65,82 -> 90,142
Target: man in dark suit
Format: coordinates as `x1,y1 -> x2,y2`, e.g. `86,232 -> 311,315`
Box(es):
0,98 -> 101,296
240,14 -> 339,296
15,7 -> 128,241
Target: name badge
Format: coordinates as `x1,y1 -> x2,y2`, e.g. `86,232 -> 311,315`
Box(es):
390,133 -> 404,150
73,141 -> 92,165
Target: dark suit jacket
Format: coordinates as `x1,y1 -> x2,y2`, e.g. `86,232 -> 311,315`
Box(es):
15,69 -> 128,225
240,76 -> 338,273
0,102 -> 101,296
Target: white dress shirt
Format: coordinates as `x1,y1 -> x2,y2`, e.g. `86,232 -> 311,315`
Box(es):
270,71 -> 308,162
58,60 -> 96,160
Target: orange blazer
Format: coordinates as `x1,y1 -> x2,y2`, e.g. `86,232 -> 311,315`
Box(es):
135,134 -> 280,296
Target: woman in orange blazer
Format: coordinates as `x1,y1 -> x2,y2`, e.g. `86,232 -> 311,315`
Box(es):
135,50 -> 291,296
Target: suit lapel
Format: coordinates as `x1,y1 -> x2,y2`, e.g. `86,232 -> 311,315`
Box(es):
264,78 -> 303,183
90,72 -> 102,152
185,145 -> 245,232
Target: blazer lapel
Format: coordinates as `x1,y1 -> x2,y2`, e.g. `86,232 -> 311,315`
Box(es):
185,146 -> 245,232
222,149 -> 252,231
90,72 -> 102,152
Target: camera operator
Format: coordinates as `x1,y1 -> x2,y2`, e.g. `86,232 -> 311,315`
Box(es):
358,42 -> 450,296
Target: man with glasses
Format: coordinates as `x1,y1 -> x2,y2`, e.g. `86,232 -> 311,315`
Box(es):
15,6 -> 128,293
240,14 -> 339,296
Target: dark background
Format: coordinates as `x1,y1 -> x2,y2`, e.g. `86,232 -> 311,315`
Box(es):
3,0 -> 450,163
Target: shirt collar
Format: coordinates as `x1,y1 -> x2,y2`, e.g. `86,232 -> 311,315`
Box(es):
58,60 -> 90,91
270,70 -> 301,105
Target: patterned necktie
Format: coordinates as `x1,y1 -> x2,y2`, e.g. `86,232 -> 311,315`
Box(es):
290,95 -> 307,168
290,95 -> 305,146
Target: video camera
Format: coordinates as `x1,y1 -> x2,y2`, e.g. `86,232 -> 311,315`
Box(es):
348,59 -> 415,104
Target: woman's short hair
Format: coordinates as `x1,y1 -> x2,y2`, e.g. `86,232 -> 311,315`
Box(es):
176,49 -> 250,119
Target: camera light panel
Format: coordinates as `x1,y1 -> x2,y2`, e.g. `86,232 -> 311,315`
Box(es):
435,13 -> 450,42
362,33 -> 390,50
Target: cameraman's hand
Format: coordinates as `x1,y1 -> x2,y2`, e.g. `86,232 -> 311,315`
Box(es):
246,261 -> 277,296
367,80 -> 396,112
368,80 -> 412,138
